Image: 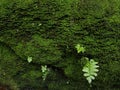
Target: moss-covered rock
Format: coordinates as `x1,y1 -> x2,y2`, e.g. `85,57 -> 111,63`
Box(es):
0,0 -> 120,89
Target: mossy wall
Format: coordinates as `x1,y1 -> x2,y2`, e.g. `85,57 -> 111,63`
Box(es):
0,0 -> 120,90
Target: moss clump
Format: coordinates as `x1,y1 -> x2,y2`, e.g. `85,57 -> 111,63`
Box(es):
0,43 -> 22,90
14,34 -> 62,64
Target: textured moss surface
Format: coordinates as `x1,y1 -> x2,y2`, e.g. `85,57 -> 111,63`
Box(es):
0,0 -> 120,90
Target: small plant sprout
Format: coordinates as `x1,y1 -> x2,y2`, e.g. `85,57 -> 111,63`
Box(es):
75,44 -> 85,53
38,23 -> 42,26
82,59 -> 99,87
41,65 -> 49,81
27,56 -> 32,63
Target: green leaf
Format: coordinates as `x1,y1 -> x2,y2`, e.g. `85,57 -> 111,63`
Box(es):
82,59 -> 99,85
41,65 -> 47,72
84,73 -> 90,77
87,77 -> 92,84
27,56 -> 32,63
41,65 -> 49,81
82,67 -> 89,72
75,44 -> 85,53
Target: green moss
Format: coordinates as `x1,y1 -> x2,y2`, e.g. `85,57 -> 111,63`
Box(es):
13,34 -> 62,64
0,0 -> 120,89
0,44 -> 22,90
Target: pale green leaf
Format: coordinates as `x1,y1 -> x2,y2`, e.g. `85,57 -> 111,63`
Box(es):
87,77 -> 92,84
27,56 -> 32,63
75,44 -> 85,53
82,67 -> 89,72
82,59 -> 99,85
89,76 -> 95,80
84,73 -> 90,77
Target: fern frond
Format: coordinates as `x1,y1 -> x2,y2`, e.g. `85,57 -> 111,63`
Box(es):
82,59 -> 99,85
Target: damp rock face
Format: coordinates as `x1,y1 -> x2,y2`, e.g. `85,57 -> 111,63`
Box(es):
0,0 -> 120,90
